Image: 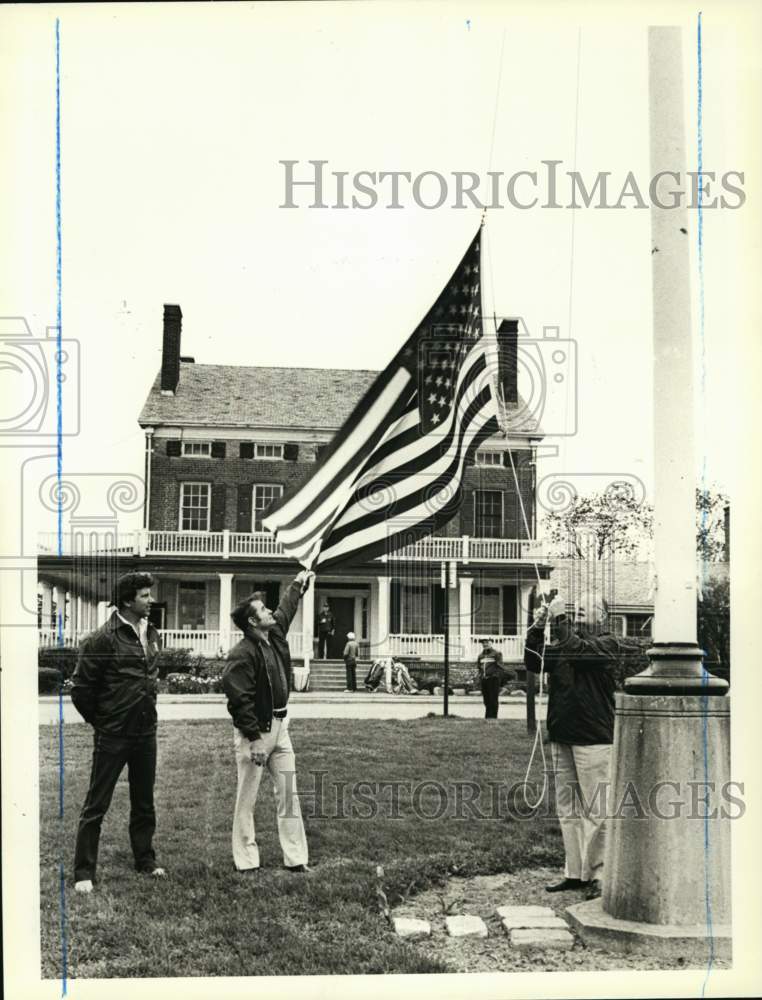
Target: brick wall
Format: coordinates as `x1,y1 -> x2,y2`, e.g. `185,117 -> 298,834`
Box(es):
149,438 -> 535,538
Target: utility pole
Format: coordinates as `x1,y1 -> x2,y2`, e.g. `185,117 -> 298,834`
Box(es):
441,560 -> 457,717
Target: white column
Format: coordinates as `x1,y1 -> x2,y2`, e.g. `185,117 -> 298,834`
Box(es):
218,572 -> 233,652
649,26 -> 696,644
97,601 -> 109,626
40,581 -> 53,636
301,580 -> 314,667
64,591 -> 74,645
375,575 -> 391,656
458,576 -> 473,662
519,582 -> 535,633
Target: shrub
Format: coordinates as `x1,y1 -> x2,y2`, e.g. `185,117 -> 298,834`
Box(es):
38,645 -> 79,679
698,577 -> 730,684
38,667 -> 63,694
165,672 -> 224,694
156,647 -> 208,679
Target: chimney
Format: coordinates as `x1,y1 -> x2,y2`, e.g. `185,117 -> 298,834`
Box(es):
497,318 -> 518,405
723,504 -> 730,562
160,304 -> 182,394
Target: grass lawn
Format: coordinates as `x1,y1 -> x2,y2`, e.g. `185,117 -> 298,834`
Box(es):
40,717 -> 563,979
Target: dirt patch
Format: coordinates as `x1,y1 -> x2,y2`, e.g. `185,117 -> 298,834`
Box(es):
392,867 -> 730,973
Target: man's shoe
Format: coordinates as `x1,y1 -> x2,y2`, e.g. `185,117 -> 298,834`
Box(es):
139,866 -> 167,878
584,879 -> 602,900
74,879 -> 93,894
284,863 -> 313,873
545,877 -> 586,893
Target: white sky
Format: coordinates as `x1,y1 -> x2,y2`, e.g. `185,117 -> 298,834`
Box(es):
1,1 -> 755,535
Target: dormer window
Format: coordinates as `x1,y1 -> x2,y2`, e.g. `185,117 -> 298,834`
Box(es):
182,441 -> 211,457
475,450 -> 502,467
255,443 -> 284,460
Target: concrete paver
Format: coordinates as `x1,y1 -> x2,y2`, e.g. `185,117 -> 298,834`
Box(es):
509,928 -> 574,950
393,917 -> 431,939
445,915 -> 488,938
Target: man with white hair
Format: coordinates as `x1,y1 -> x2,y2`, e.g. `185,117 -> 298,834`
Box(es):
524,589 -> 642,898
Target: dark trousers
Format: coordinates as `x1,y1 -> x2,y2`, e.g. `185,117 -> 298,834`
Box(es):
481,676 -> 501,719
74,731 -> 158,882
317,633 -> 330,659
345,659 -> 357,691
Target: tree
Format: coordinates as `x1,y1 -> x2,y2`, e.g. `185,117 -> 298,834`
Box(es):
696,487 -> 729,562
542,483 -> 654,560
697,575 -> 730,681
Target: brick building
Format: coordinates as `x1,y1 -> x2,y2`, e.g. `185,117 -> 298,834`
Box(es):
38,305 -> 552,673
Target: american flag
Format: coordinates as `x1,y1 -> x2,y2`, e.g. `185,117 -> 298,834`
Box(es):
262,226 -> 501,569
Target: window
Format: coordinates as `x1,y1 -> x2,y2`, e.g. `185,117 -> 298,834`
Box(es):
401,585 -> 432,634
476,450 -> 502,466
182,441 -> 211,457
180,483 -> 211,531
178,582 -> 206,630
626,613 -> 653,638
255,443 -> 284,460
253,484 -> 284,530
474,490 -> 503,538
473,586 -> 501,634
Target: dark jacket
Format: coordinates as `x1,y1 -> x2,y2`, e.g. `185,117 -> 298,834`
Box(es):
524,615 -> 641,745
222,580 -> 302,741
477,644 -> 513,681
70,612 -> 161,736
317,609 -> 334,635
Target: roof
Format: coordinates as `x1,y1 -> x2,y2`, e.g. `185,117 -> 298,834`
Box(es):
138,361 -> 542,435
139,364 -> 379,430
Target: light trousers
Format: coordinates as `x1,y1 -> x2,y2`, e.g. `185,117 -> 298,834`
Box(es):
550,741 -> 612,882
232,718 -> 309,871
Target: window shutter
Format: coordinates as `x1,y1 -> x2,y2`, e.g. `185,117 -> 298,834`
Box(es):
502,585 -> 518,635
390,578 -> 401,634
240,442 -> 254,459
166,440 -> 181,457
431,585 -> 446,634
314,445 -> 326,462
237,484 -> 253,532
283,443 -> 299,461
265,581 -> 281,611
211,441 -> 226,459
210,484 -> 227,531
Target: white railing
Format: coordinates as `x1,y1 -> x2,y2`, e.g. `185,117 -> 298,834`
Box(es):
148,531 -> 225,556
37,531 -> 138,557
38,630 -> 78,648
159,629 -> 223,656
467,635 -> 524,661
230,531 -> 286,557
40,627 -> 311,660
38,529 -> 544,564
384,634 -> 447,658
379,633 -> 524,662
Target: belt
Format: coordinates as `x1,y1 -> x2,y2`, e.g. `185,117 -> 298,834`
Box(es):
273,708 -> 288,719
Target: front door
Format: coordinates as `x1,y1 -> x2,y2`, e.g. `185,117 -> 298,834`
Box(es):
316,596 -> 355,658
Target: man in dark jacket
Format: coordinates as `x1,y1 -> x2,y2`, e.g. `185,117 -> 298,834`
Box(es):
524,591 -> 641,897
476,638 -> 514,719
316,600 -> 335,659
70,572 -> 165,893
223,569 -> 314,873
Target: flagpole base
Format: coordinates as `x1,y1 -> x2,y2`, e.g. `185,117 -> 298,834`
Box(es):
625,642 -> 728,696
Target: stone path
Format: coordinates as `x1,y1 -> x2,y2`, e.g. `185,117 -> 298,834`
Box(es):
394,902 -> 574,951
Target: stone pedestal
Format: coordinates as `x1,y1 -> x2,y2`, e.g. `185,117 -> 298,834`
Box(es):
568,693 -> 732,959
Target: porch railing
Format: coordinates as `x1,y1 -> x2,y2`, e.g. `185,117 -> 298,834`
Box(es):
38,529 -> 544,563
38,628 -> 311,660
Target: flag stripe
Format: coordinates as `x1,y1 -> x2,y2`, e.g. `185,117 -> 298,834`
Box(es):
316,414 -> 499,567
278,345 -> 490,556
322,385 -> 494,550
262,367 -> 412,536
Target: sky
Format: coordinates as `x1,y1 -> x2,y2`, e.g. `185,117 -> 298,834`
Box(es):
1,1 -> 756,542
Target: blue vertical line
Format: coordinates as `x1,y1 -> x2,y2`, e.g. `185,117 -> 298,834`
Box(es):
696,11 -> 715,998
55,17 -> 68,998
